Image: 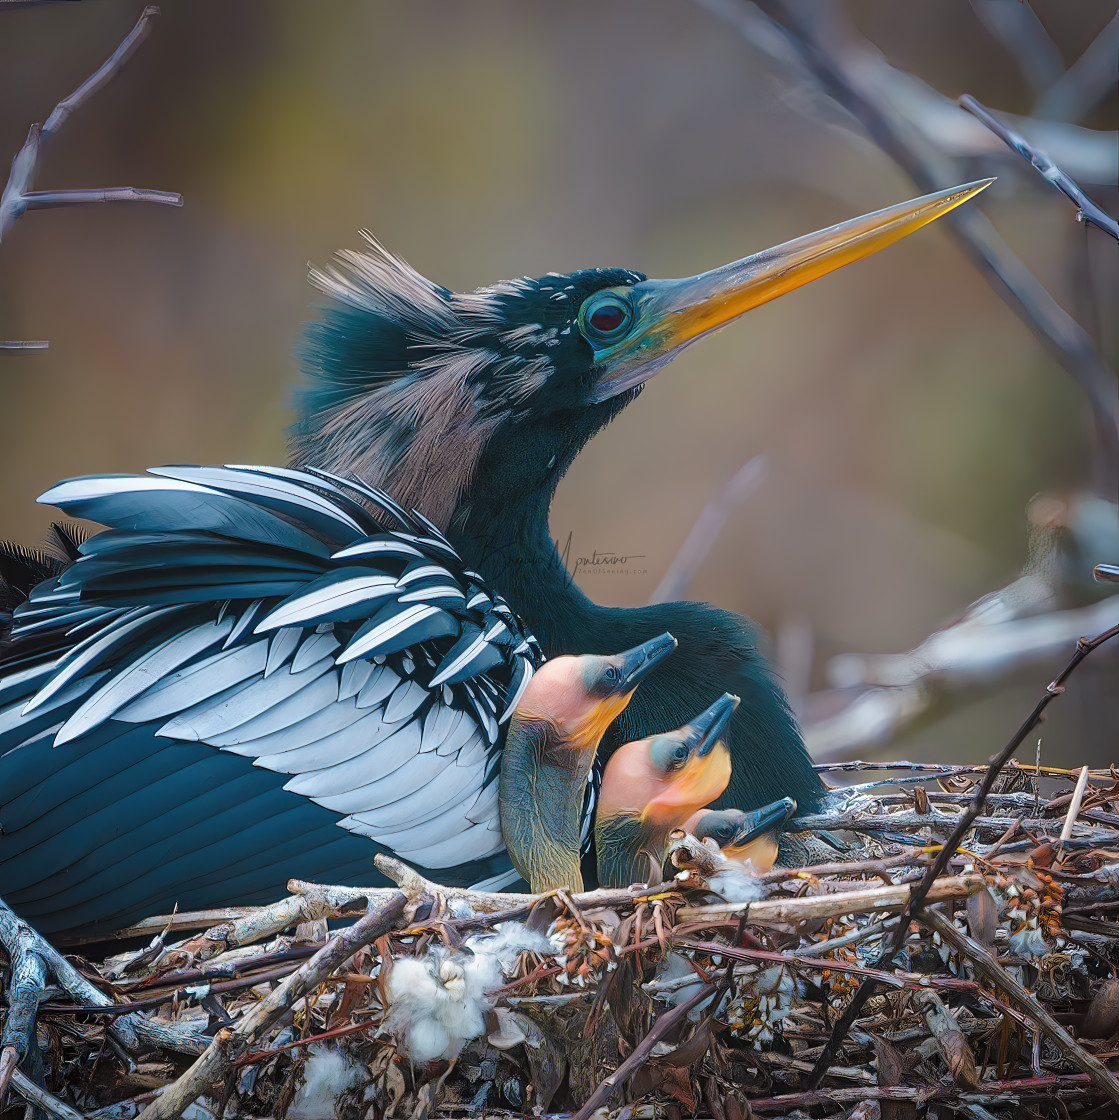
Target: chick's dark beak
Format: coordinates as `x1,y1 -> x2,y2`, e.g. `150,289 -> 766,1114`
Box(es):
613,631 -> 678,692
682,692 -> 740,756
590,179 -> 995,402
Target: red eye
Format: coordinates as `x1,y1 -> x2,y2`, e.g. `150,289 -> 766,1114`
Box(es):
589,304 -> 626,333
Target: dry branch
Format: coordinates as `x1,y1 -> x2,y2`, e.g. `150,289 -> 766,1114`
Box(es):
959,94 -> 1119,242
701,0 -> 1119,489
1,4 -> 181,349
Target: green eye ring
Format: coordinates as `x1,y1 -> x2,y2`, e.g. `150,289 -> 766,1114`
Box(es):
578,291 -> 634,348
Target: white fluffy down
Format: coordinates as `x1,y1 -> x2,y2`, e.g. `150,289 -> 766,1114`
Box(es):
464,922 -> 558,971
385,949 -> 503,1064
287,1044 -> 364,1120
708,862 -> 766,904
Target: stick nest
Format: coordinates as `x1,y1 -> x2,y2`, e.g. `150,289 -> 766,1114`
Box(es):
3,760 -> 1119,1120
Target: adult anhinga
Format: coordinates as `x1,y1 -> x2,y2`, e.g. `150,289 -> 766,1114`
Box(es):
0,180 -> 990,937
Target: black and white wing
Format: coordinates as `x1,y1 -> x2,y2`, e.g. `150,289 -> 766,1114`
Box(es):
0,465 -> 542,932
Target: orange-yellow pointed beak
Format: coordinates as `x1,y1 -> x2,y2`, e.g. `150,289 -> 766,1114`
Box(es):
590,179 -> 994,402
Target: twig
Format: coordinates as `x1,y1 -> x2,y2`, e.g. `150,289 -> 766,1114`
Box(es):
968,0 -> 1063,96
0,895 -> 207,1056
648,455 -> 766,604
0,341 -> 49,351
1035,13 -> 1119,123
676,873 -> 982,923
959,95 -> 1119,242
134,892 -> 406,1120
40,6 -> 159,139
744,1073 -> 1097,1113
0,5 -> 180,243
8,1067 -> 87,1120
571,983 -> 716,1120
787,808 -> 1118,844
677,938 -> 980,995
0,1046 -> 17,1108
921,905 -> 1119,1106
807,619 -> 1119,1087
813,759 -> 1107,780
1060,765 -> 1091,847
807,547 -> 1119,760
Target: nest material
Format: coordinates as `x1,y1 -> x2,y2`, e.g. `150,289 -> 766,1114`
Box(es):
3,761 -> 1119,1120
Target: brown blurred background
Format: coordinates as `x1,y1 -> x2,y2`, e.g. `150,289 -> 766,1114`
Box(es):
1,1 -> 1116,766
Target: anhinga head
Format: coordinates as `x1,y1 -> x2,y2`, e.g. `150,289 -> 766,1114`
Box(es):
499,633 -> 678,893
596,692 -> 737,888
687,797 -> 798,874
292,181 -> 993,532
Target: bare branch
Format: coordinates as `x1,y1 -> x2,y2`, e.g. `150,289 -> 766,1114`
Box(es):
134,894 -> 406,1120
922,905 -> 1119,1107
968,0 -> 1064,97
960,94 -> 1119,242
41,5 -> 160,139
1035,12 -> 1119,123
22,187 -> 184,210
0,5 -> 181,244
0,341 -> 49,353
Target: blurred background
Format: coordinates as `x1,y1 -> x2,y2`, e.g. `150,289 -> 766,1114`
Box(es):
1,0 -> 1116,768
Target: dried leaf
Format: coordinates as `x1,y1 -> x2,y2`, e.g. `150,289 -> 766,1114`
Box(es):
1082,978 -> 1119,1039
966,886 -> 998,947
916,990 -> 978,1089
870,1034 -> 917,1120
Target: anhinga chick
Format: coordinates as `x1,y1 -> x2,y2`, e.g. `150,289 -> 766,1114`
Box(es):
596,692 -> 737,888
499,632 -> 678,893
687,798 -> 797,874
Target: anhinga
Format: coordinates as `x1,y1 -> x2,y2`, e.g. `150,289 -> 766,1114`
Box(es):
596,693 -> 736,889
499,635 -> 677,893
0,180 -> 991,937
687,799 -> 798,873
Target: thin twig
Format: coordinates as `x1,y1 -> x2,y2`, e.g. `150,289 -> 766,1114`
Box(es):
0,5 -> 181,243
8,1067 -> 86,1120
705,0 -> 1119,491
0,1046 -> 17,1108
0,895 -> 208,1056
41,6 -> 160,139
959,95 -> 1119,242
1060,765 -> 1091,847
744,1073 -> 1097,1113
1034,12 -> 1119,123
0,341 -> 49,351
807,619 -> 1119,1087
648,455 -> 767,604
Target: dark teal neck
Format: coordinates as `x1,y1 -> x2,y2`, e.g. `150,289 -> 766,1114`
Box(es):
452,455 -> 826,820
